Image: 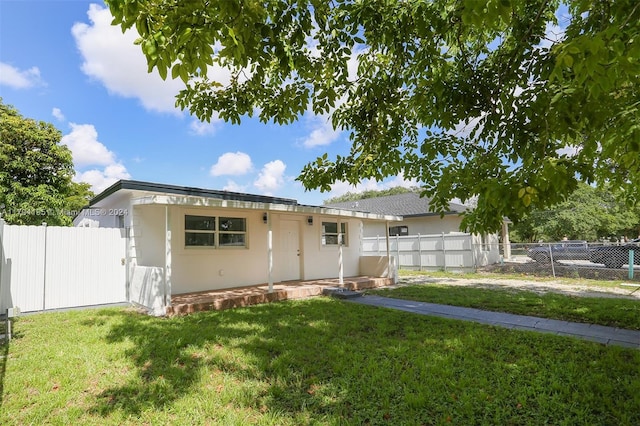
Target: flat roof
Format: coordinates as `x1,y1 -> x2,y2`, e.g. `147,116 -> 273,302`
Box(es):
90,179 -> 299,206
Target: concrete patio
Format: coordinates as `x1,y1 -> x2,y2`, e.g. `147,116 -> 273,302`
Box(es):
166,276 -> 392,315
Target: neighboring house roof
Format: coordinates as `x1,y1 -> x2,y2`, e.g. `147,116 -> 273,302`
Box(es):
324,192 -> 468,217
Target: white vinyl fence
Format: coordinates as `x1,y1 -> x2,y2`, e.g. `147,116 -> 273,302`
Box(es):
363,233 -> 497,271
0,218 -> 127,313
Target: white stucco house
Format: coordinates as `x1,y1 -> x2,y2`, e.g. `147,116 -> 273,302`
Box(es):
74,180 -> 401,315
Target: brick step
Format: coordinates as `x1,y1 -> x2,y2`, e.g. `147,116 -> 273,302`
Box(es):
342,277 -> 393,290
166,276 -> 394,316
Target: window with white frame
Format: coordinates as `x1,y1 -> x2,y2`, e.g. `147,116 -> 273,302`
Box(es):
185,215 -> 247,248
322,221 -> 347,246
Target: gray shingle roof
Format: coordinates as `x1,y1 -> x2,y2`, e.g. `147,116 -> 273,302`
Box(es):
324,193 -> 467,217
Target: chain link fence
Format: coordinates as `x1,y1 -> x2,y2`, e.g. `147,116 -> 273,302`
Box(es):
481,240 -> 640,283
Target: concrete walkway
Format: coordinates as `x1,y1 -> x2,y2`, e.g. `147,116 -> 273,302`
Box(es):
347,295 -> 640,349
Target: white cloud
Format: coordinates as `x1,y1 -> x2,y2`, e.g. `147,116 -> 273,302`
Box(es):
52,108 -> 65,122
223,180 -> 248,193
385,173 -> 419,189
71,4 -> 237,118
448,114 -> 485,138
347,46 -> 368,82
538,21 -> 565,50
61,122 -> 131,193
327,179 -> 380,198
61,123 -> 115,167
71,4 -> 184,114
0,62 -> 43,89
327,174 -> 419,199
254,160 -> 286,194
75,163 -> 131,193
190,118 -> 221,136
300,114 -> 341,148
556,145 -> 581,157
210,152 -> 253,176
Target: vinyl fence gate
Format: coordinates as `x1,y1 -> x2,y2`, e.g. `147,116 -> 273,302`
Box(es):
0,219 -> 127,313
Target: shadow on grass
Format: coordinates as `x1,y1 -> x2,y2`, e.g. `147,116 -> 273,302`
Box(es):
88,300 -> 471,422
0,329 -> 7,408
87,299 -> 640,424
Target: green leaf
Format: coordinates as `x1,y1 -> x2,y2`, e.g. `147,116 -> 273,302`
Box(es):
563,54 -> 574,67
158,62 -> 168,80
171,63 -> 180,80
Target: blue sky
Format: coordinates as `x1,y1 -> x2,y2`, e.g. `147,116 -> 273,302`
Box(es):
0,0 -> 415,205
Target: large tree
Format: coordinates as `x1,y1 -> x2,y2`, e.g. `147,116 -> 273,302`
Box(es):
106,0 -> 640,232
510,183 -> 640,242
0,99 -> 93,226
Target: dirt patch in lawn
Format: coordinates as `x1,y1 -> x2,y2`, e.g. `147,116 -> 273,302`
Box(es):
395,275 -> 640,300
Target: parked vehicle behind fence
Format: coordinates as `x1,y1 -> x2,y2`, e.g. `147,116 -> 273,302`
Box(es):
527,240 -> 590,263
589,238 -> 640,269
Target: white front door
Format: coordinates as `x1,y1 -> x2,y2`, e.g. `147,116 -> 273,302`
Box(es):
279,219 -> 300,281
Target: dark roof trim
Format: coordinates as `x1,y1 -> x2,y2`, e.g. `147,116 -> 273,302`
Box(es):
89,180 -> 299,206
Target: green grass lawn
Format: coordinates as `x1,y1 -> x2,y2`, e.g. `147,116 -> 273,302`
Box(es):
370,283 -> 640,330
1,299 -> 639,425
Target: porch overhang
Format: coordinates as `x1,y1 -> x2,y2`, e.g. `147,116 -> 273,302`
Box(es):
130,194 -> 403,222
